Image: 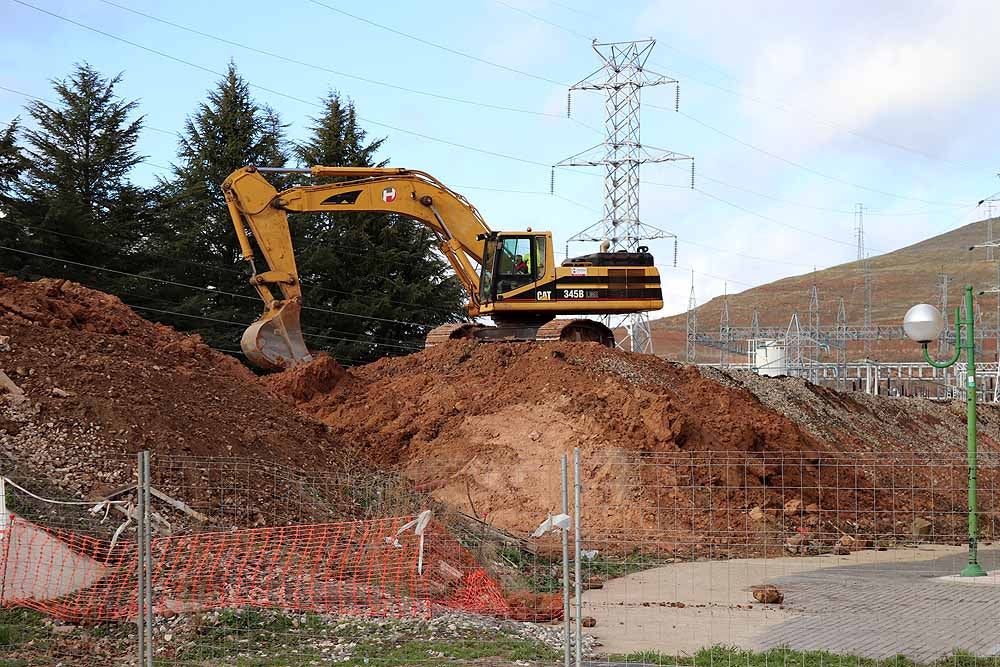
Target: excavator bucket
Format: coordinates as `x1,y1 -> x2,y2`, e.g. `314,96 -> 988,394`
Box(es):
240,301 -> 313,371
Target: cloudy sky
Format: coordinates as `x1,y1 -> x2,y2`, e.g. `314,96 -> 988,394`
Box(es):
3,0 -> 999,315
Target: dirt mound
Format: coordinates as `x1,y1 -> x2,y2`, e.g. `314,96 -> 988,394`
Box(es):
277,343 -> 838,550
262,353 -> 346,403
0,276 -> 361,526
276,341 -> 1000,555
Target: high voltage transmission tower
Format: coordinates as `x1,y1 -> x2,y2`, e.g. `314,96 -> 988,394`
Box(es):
556,38 -> 692,354
938,272 -> 951,356
855,203 -> 865,262
685,270 -> 697,362
856,204 -> 875,358
977,173 -> 1000,261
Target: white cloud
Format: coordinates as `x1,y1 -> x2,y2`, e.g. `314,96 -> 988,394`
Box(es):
639,0 -> 1000,157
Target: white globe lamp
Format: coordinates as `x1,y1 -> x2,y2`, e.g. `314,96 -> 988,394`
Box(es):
903,304 -> 944,344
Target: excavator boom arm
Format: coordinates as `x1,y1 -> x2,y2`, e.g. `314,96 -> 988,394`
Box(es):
222,165 -> 492,369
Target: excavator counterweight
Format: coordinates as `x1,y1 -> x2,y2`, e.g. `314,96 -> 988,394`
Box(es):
222,165 -> 663,369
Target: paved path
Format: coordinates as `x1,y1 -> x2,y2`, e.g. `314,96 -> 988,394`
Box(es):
580,544 -> 1000,660
758,548 -> 1000,660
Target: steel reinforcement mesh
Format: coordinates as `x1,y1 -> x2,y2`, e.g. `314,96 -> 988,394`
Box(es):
0,514 -> 510,622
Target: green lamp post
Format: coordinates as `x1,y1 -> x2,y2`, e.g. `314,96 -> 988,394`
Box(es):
903,285 -> 987,577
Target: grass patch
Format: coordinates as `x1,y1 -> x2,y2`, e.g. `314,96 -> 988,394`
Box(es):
0,609 -> 47,650
582,550 -> 659,581
342,637 -> 561,666
175,608 -> 559,666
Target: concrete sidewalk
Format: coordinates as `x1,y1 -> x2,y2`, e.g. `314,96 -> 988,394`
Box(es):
581,543 -> 1000,660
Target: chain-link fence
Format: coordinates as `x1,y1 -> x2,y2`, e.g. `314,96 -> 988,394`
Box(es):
2,448 -> 1000,666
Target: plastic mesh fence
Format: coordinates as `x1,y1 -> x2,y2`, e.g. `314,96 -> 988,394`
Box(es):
0,514 -> 509,622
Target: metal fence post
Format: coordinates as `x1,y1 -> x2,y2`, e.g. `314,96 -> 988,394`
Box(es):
142,451 -> 153,667
573,447 -> 582,667
136,452 -> 145,666
561,454 -> 571,667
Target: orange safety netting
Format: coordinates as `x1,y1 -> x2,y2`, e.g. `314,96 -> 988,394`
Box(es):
0,514 -> 510,622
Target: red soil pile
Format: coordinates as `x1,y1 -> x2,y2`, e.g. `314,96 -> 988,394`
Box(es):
0,276 -> 359,524
262,353 -> 346,403
274,341 -> 1000,555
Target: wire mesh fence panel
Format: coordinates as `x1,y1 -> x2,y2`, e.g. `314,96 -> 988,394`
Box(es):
576,449 -> 1000,666
0,457 -> 141,666
11,447 -> 1000,666
1,453 -> 574,665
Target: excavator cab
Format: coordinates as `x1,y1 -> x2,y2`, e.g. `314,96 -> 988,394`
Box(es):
479,232 -> 549,304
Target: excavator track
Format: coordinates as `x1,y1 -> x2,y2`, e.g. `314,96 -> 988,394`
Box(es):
425,319 -> 615,348
535,318 -> 616,347
424,322 -> 488,348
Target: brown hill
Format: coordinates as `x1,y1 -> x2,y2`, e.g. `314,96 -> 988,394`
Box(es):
651,217 -> 1000,362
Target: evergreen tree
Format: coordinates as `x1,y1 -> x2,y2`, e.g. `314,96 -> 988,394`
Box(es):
142,63 -> 289,349
0,118 -> 24,200
0,65 -> 144,284
291,92 -> 466,362
0,118 -> 26,260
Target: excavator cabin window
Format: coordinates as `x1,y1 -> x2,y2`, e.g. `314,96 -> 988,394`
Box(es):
490,236 -> 545,297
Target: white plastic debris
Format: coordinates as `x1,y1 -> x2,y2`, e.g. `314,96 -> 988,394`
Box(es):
531,513 -> 571,538
392,509 -> 432,574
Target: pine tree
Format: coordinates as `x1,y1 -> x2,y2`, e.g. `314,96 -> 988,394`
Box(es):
140,62 -> 289,352
0,64 -> 144,285
291,92 -> 465,362
0,118 -> 26,259
0,118 -> 23,199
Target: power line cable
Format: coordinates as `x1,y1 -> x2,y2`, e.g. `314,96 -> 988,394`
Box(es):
12,0 -> 555,169
683,166 -> 959,217
676,238 -> 815,270
492,0 -> 591,40
0,84 -> 175,137
0,243 -> 435,328
305,0 -> 567,87
98,0 -> 570,120
489,1 -> 983,170
3,218 -> 462,315
691,186 -> 885,253
122,304 -> 376,362
648,60 -> 978,169
663,109 -> 967,207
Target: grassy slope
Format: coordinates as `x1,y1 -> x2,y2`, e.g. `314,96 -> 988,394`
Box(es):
650,217 -> 1000,362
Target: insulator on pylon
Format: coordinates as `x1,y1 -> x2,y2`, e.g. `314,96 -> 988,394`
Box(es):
673,237 -> 678,267
567,91 -> 572,118
675,84 -> 680,112
690,160 -> 695,189
550,168 -> 555,195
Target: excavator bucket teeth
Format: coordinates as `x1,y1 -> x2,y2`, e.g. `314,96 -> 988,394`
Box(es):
240,301 -> 313,371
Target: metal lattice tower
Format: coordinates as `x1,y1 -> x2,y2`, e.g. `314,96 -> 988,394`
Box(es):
685,270 -> 697,362
855,204 -> 874,358
862,257 -> 873,358
836,297 -> 848,387
855,203 -> 865,262
938,272 -> 951,355
808,283 -> 820,368
979,173 -> 1000,262
558,39 -> 692,354
750,306 -> 761,339
719,284 -> 730,367
986,201 -> 995,261
785,313 -> 803,369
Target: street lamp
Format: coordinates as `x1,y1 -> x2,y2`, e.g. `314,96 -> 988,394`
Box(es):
903,286 -> 987,577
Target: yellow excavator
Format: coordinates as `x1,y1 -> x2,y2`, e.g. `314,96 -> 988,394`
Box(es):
222,165 -> 663,370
